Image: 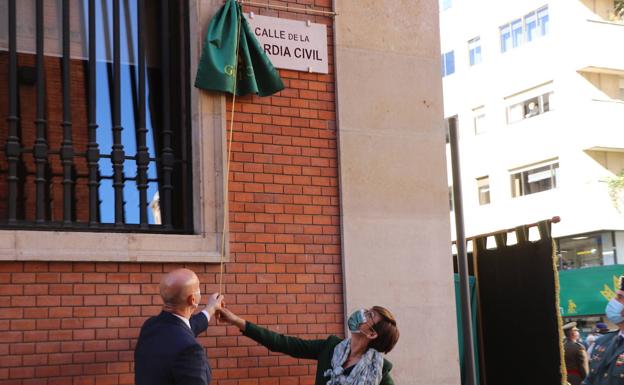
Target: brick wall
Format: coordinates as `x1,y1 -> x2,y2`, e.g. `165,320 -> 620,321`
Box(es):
0,1 -> 342,384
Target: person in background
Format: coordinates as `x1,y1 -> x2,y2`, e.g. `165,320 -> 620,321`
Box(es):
583,276 -> 624,385
587,323 -> 611,357
596,322 -> 611,335
525,101 -> 540,118
217,305 -> 399,385
586,333 -> 598,357
564,321 -> 589,385
134,268 -> 223,385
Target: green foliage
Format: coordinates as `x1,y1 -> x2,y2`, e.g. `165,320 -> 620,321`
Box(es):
615,0 -> 624,19
605,170 -> 624,212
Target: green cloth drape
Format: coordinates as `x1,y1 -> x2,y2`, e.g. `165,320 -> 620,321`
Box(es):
454,274 -> 480,385
194,0 -> 284,96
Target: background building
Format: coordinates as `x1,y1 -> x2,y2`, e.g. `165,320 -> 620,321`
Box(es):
441,0 -> 624,269
0,1 -> 457,384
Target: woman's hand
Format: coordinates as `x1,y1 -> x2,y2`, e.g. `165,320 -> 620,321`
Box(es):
217,306 -> 246,331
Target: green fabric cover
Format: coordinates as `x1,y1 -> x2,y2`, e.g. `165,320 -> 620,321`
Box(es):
194,0 -> 284,96
454,274 -> 480,385
559,264 -> 624,317
243,321 -> 395,385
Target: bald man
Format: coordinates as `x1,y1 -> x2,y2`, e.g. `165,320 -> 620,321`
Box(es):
134,268 -> 223,385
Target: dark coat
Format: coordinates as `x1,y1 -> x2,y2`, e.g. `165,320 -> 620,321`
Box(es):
243,321 -> 394,385
584,332 -> 624,385
564,338 -> 588,385
135,311 -> 211,385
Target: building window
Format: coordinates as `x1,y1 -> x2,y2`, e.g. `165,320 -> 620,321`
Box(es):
440,0 -> 452,11
500,6 -> 549,53
500,24 -> 511,53
0,1 -> 193,231
468,37 -> 482,66
510,161 -> 559,197
557,232 -> 617,270
473,106 -> 486,134
511,19 -> 523,48
537,6 -> 549,36
506,92 -> 552,124
525,11 -> 538,42
442,51 -> 455,77
477,176 -> 490,205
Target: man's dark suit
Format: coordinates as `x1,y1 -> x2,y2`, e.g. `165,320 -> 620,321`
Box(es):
135,311 -> 211,385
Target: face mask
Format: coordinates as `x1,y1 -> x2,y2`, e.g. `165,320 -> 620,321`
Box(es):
606,298 -> 624,325
347,309 -> 368,333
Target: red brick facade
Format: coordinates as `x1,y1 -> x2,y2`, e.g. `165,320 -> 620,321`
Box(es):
0,1 -> 343,384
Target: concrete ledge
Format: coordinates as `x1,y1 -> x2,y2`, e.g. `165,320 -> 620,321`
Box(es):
0,231 -> 223,262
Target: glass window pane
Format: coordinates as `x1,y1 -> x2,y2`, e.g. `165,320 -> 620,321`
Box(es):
511,162 -> 558,197
507,103 -> 524,123
500,25 -> 511,52
512,19 -> 523,47
559,234 -> 602,269
0,0 -> 190,229
468,37 -> 481,66
542,93 -> 551,112
477,177 -> 490,205
446,51 -> 455,75
526,12 -> 537,42
511,173 -> 522,197
538,7 -> 549,36
525,164 -> 558,194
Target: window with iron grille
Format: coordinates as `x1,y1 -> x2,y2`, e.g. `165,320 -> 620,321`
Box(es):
0,0 -> 192,232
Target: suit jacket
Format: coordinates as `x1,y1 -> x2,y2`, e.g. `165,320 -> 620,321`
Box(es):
243,321 -> 394,385
584,332 -> 624,385
565,338 -> 588,385
135,311 -> 211,385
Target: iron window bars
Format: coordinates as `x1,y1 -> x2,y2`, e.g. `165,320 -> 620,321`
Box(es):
0,0 -> 192,232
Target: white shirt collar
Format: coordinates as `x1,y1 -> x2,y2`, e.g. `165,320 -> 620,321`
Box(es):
172,313 -> 191,329
171,310 -> 211,330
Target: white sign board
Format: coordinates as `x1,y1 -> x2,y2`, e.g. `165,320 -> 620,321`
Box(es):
245,14 -> 329,74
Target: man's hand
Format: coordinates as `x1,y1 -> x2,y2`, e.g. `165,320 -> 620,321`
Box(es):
205,293 -> 224,319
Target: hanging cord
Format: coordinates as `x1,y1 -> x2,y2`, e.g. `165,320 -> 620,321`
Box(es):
218,9 -> 243,296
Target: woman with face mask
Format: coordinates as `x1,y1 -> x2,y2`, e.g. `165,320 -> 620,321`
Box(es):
217,306 -> 399,385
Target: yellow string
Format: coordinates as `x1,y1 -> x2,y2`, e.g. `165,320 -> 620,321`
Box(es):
218,7 -> 243,296
552,236 -> 566,385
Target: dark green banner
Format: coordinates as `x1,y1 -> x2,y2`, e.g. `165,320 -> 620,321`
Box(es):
194,0 -> 284,96
559,265 -> 624,317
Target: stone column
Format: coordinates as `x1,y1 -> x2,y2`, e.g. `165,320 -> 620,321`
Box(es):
333,1 -> 460,384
